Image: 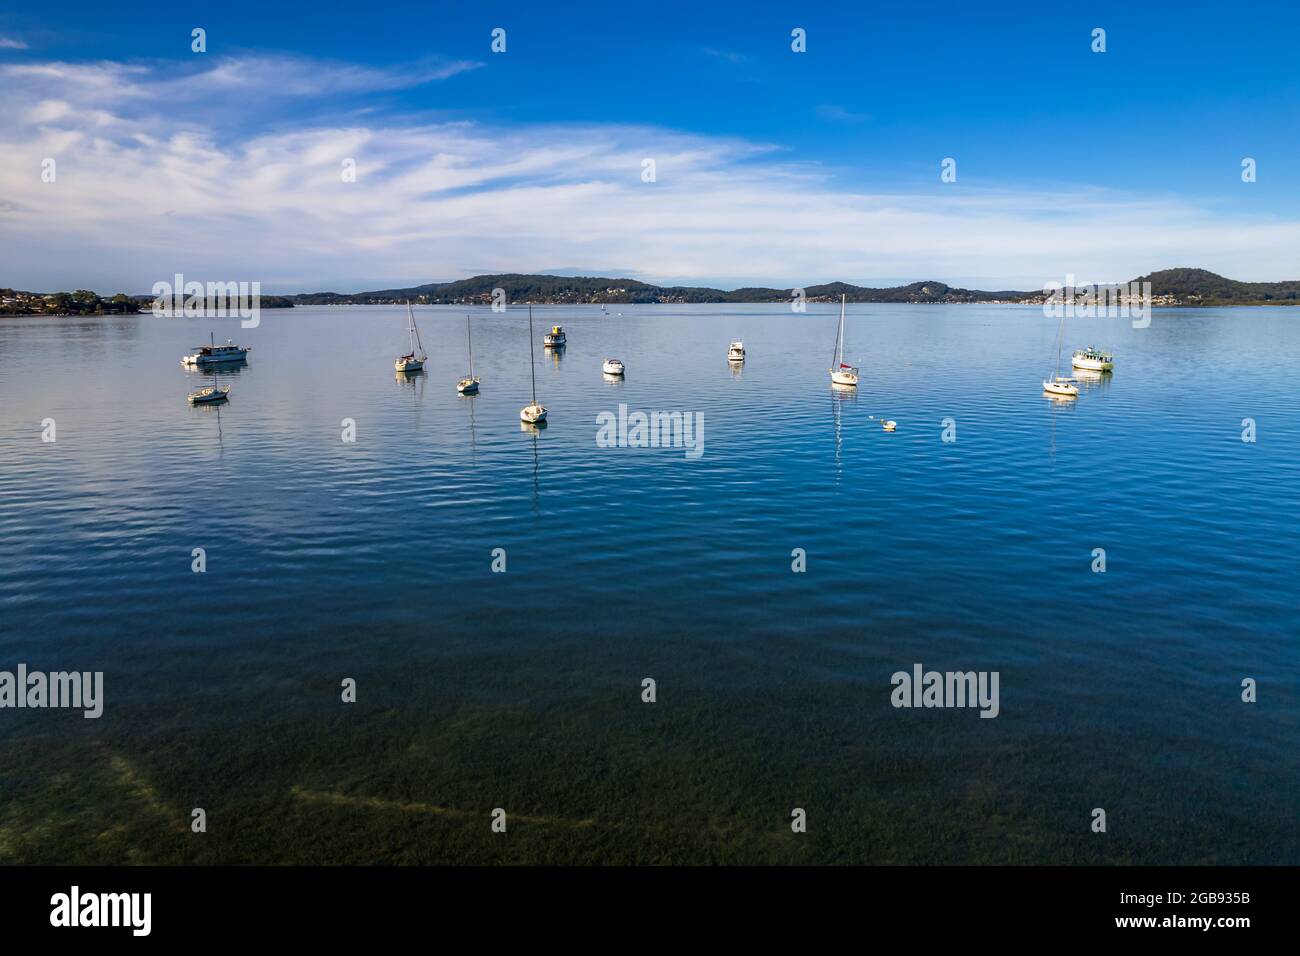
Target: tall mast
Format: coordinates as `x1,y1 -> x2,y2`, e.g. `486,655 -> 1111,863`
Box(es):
1053,312 -> 1065,378
838,293 -> 846,366
528,305 -> 538,404
831,294 -> 844,368
467,314 -> 474,377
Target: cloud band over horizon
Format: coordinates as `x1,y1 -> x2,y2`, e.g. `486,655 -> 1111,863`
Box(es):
2,52 -> 1299,294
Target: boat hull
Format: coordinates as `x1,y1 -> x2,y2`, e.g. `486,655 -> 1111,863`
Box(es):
831,370 -> 859,386
1042,380 -> 1078,396
183,351 -> 247,366
457,379 -> 479,394
520,405 -> 547,424
1071,356 -> 1114,371
395,359 -> 424,372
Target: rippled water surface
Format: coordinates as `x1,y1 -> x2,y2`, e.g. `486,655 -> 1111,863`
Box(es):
1,303 -> 1297,863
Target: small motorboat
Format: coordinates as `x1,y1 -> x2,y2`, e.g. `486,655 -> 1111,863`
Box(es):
882,420 -> 897,432
727,340 -> 745,362
183,332 -> 249,366
188,383 -> 230,404
543,325 -> 566,348
395,300 -> 427,372
1071,346 -> 1114,371
602,358 -> 625,376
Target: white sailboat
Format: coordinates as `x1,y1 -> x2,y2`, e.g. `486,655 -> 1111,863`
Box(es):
457,314 -> 480,393
829,294 -> 859,386
521,306 -> 547,424
188,373 -> 230,404
395,300 -> 427,372
1042,310 -> 1078,397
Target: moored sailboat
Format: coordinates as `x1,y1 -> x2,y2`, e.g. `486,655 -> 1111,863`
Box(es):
1043,310 -> 1078,397
521,306 -> 548,424
457,315 -> 480,394
188,374 -> 230,404
829,294 -> 859,386
395,301 -> 427,373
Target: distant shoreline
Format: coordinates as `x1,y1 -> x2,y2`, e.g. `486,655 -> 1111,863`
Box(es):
7,301 -> 1300,319
5,267 -> 1299,314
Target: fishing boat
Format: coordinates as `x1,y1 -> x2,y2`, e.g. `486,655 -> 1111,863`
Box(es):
394,301 -> 427,372
187,378 -> 230,404
727,340 -> 745,362
521,306 -> 548,424
1043,310 -> 1079,397
602,358 -> 625,376
829,294 -> 859,386
457,315 -> 480,394
543,325 -> 566,348
182,332 -> 249,366
1071,346 -> 1114,371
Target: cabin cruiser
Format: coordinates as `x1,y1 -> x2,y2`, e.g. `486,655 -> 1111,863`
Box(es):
1071,347 -> 1114,371
543,326 -> 566,347
727,340 -> 745,362
182,335 -> 249,366
602,358 -> 625,376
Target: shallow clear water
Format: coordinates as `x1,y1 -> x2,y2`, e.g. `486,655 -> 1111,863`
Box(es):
1,303 -> 1297,863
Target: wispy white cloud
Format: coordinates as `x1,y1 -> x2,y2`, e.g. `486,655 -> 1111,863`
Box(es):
1,53 -> 1298,292
0,36 -> 27,50
700,47 -> 749,66
816,104 -> 869,124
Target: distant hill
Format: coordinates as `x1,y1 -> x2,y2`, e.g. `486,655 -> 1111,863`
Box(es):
9,269 -> 1297,317
290,274 -> 1026,305
291,269 -> 1300,306
1134,268 -> 1300,304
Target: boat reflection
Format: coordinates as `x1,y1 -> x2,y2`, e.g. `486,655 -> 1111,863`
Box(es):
184,359 -> 246,376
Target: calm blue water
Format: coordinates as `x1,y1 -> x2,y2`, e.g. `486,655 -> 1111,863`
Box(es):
1,304 -> 1297,864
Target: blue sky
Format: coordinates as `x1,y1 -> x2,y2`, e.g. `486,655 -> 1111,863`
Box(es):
2,0 -> 1298,291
